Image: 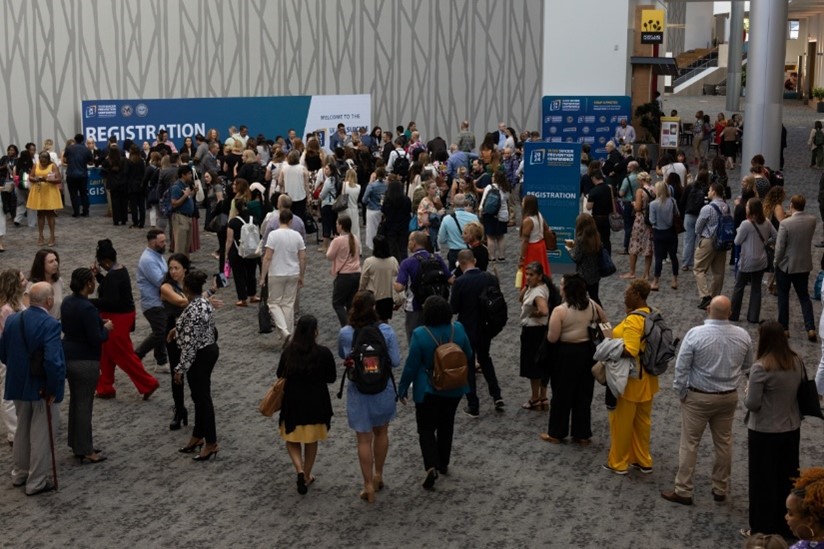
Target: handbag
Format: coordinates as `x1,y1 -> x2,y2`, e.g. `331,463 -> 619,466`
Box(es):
597,246 -> 617,277
258,282 -> 273,334
304,215 -> 318,234
753,222 -> 775,273
587,302 -> 605,345
540,214 -> 557,251
207,212 -> 228,233
591,361 -> 607,386
19,311 -> 45,378
608,185 -> 624,232
671,198 -> 686,234
332,187 -> 348,212
258,377 -> 286,417
797,360 -> 824,420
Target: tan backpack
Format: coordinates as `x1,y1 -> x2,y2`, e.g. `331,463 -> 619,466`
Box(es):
424,323 -> 468,391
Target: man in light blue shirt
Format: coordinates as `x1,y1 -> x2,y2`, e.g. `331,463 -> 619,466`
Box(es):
438,194 -> 479,268
661,296 -> 752,506
134,229 -> 169,369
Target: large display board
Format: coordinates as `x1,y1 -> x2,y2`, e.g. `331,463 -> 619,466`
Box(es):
82,95 -> 371,149
541,96 -> 632,159
522,142 -> 582,273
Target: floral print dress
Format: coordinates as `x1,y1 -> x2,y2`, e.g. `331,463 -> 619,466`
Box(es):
628,187 -> 654,257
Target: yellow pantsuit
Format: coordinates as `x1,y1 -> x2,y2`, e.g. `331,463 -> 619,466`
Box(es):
606,308 -> 659,472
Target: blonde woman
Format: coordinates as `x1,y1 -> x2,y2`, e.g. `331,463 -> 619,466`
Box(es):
343,169 -> 361,245
0,268 -> 26,446
648,180 -> 680,291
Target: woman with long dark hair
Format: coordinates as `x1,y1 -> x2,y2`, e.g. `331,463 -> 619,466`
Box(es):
173,270 -> 220,462
161,253 -> 191,430
326,215 -> 361,326
380,178 -> 411,263
29,248 -> 62,319
13,149 -> 34,229
743,321 -> 801,538
275,315 -> 336,494
61,268 -> 112,463
566,213 -> 602,305
337,290 -> 401,503
518,195 -> 551,286
541,274 -> 606,445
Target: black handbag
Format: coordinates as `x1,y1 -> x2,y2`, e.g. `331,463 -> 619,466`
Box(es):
587,302 -> 605,345
258,282 -> 273,334
798,360 -> 824,420
19,311 -> 45,378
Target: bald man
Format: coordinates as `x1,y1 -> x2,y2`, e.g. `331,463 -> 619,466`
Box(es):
661,296 -> 752,506
0,282 -> 66,495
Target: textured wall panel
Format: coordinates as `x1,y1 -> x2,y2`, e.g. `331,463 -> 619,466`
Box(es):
0,0 -> 543,149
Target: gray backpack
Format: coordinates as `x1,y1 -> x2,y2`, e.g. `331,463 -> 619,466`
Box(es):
631,309 -> 679,376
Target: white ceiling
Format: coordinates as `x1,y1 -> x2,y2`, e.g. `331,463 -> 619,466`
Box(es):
788,0 -> 824,18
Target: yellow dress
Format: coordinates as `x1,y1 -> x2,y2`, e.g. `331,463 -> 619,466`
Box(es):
26,162 -> 63,211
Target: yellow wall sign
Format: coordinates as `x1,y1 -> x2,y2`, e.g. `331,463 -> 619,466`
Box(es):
641,9 -> 664,44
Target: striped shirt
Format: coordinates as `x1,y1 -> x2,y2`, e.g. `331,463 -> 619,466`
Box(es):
673,319 -> 753,399
695,198 -> 729,239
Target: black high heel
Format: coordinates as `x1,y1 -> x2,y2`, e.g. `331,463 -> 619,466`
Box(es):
193,445 -> 219,462
169,407 -> 189,431
178,439 -> 204,453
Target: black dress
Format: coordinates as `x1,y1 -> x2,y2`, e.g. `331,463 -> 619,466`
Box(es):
277,345 -> 336,439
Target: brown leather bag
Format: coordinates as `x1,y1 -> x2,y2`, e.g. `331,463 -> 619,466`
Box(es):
424,324 -> 468,391
540,214 -> 557,250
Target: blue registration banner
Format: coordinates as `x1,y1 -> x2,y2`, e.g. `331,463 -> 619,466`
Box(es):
522,142 -> 581,273
541,96 -> 631,159
87,168 -> 107,205
81,95 -> 371,150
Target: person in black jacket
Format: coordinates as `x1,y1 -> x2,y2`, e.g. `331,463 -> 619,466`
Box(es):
92,239 -> 159,399
102,146 -> 129,226
62,268 -> 113,463
275,315 -> 336,495
449,250 -> 504,417
126,145 -> 147,228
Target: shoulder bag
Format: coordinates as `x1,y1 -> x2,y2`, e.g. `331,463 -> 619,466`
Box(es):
539,214 -> 557,251
752,221 -> 775,273
607,186 -> 624,232
259,376 -> 286,417
797,359 -> 824,420
671,198 -> 685,234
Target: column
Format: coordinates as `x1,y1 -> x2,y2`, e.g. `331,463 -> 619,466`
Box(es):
726,1 -> 745,112
742,0 -> 788,168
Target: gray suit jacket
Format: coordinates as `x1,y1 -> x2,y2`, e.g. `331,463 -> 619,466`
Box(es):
744,360 -> 802,433
774,211 -> 816,274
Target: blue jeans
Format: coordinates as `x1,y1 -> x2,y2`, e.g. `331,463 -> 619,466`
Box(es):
682,214 -> 698,268
776,269 -> 815,331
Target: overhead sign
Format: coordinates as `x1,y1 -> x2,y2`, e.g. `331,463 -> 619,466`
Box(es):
81,94 -> 371,149
541,96 -> 631,159
522,142 -> 582,273
641,9 -> 664,44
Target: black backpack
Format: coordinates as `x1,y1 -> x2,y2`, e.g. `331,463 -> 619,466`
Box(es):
411,253 -> 450,304
685,184 -> 707,215
393,151 -> 410,181
337,324 -> 396,397
478,277 -> 507,338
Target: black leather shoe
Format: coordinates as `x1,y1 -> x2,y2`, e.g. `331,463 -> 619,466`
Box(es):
697,296 -> 712,310
712,491 -> 726,502
661,490 -> 693,506
422,468 -> 438,490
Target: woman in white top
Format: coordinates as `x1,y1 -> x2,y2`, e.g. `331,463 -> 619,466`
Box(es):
519,262 -> 554,411
358,234 -> 399,322
342,169 -> 361,246
278,149 -> 310,223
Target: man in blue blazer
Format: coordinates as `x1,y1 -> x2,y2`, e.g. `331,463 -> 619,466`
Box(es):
0,282 -> 66,495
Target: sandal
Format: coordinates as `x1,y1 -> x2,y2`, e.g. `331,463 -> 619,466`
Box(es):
619,273 -> 636,280
739,529 -> 751,539
650,285 -> 659,292
521,399 -> 542,410
539,398 -> 549,410
539,433 -> 562,444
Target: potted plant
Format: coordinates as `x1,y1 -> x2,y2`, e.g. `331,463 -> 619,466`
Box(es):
814,87 -> 824,113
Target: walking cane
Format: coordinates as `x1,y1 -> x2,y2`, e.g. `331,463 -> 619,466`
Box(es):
43,392 -> 58,491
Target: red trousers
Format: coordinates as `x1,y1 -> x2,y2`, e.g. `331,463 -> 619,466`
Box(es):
96,311 -> 159,397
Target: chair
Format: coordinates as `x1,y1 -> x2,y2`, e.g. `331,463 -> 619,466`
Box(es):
681,123 -> 694,146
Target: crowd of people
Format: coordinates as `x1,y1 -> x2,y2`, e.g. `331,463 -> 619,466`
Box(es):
1,115 -> 824,546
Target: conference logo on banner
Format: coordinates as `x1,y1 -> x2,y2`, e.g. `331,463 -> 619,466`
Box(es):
542,96 -> 631,159
82,95 -> 371,149
522,142 -> 581,273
